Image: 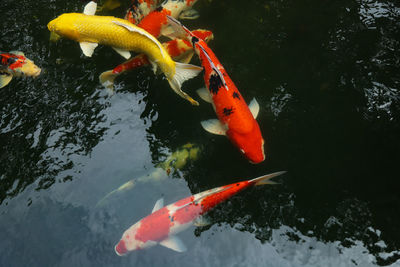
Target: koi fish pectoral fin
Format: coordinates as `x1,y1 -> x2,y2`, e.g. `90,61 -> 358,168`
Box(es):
83,1 -> 97,15
0,73 -> 13,89
196,87 -> 213,103
159,236 -> 187,252
248,98 -> 260,119
112,47 -> 131,59
151,198 -> 164,213
200,119 -> 227,136
79,42 -> 98,57
179,9 -> 200,20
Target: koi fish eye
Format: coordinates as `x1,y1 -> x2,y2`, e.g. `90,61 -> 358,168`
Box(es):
7,57 -> 17,65
191,36 -> 199,46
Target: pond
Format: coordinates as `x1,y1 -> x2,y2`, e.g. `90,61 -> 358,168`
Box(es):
0,0 -> 399,266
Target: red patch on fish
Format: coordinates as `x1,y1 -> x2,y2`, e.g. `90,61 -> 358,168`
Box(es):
138,9 -> 171,38
134,208 -> 172,243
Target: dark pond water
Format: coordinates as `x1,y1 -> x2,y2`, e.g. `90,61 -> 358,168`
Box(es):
1,0 -> 400,266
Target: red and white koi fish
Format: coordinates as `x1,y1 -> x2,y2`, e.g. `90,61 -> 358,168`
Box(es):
124,0 -> 160,25
136,0 -> 200,38
99,29 -> 213,89
166,17 -> 266,164
0,51 -> 41,88
115,171 -> 284,254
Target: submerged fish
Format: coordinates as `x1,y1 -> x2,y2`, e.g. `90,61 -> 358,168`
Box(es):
137,0 -> 200,38
125,0 -> 159,24
96,0 -> 121,12
166,17 -> 266,163
0,51 -> 41,88
47,3 -> 202,105
114,171 -> 285,254
95,143 -> 202,207
99,29 -> 213,89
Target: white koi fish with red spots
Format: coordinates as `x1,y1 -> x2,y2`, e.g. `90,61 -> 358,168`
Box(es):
114,171 -> 285,254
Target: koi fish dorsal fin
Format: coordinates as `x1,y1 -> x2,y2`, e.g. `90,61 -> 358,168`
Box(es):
249,171 -> 286,186
79,42 -> 98,57
159,235 -> 187,252
112,21 -> 166,59
197,45 -> 227,88
0,73 -> 13,89
152,198 -> 164,213
248,98 -> 260,119
179,9 -> 200,20
83,1 -> 97,15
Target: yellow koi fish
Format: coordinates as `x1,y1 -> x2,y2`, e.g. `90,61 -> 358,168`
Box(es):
47,4 -> 202,105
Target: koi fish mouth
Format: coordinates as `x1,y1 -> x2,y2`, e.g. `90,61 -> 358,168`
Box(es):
115,240 -> 128,256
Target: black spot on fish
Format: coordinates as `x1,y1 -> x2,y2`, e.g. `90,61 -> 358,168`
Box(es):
191,36 -> 199,47
236,183 -> 240,186
155,6 -> 163,12
223,107 -> 234,116
208,73 -> 224,94
232,91 -> 240,100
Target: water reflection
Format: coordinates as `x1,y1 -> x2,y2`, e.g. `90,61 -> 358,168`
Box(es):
0,0 -> 400,266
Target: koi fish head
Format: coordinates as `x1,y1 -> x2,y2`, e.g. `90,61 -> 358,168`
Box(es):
228,123 -> 266,164
191,30 -> 214,43
1,53 -> 41,77
17,58 -> 41,77
163,0 -> 199,18
115,221 -> 156,255
48,14 -> 79,40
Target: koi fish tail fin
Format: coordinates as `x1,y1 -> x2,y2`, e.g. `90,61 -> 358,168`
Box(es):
167,62 -> 202,106
164,15 -> 193,40
99,70 -> 118,90
250,171 -> 286,186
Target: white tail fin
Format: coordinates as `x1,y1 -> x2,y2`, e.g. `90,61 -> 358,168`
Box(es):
167,62 -> 202,105
249,171 -> 286,186
99,70 -> 118,90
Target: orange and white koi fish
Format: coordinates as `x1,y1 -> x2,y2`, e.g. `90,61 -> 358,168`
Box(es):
124,0 -> 160,24
99,29 -> 213,89
137,0 -> 200,38
166,17 -> 266,163
115,171 -> 284,254
0,51 -> 41,88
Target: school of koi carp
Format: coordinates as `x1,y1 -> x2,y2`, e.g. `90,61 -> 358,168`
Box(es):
1,0 -> 285,255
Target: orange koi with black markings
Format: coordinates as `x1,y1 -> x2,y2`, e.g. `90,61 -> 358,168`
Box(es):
167,17 -> 266,164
